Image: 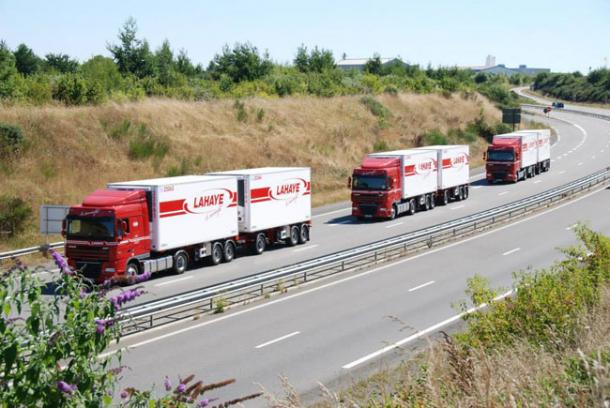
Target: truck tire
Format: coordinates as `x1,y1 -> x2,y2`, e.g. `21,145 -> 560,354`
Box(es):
429,194 -> 436,209
125,261 -> 140,278
223,240 -> 235,263
407,199 -> 416,215
173,251 -> 189,274
462,185 -> 469,200
457,186 -> 464,201
252,233 -> 266,255
423,194 -> 431,211
389,204 -> 397,219
440,190 -> 449,205
209,242 -> 223,265
288,226 -> 299,246
298,224 -> 309,244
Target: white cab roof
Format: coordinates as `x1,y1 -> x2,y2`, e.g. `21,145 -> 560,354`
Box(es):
369,149 -> 431,156
108,175 -> 233,187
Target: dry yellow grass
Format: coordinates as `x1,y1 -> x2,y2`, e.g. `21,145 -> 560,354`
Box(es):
0,92 -> 500,250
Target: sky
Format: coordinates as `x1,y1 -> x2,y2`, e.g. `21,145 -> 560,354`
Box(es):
1,0 -> 608,73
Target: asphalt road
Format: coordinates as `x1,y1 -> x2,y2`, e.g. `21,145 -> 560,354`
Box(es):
102,106 -> 610,306
514,86 -> 610,116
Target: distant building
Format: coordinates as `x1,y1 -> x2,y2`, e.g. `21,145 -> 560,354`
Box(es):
485,55 -> 496,67
471,63 -> 550,76
337,57 -> 407,71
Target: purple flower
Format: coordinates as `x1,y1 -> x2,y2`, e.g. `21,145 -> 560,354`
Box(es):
176,383 -> 186,393
164,376 -> 172,391
50,250 -> 73,275
197,399 -> 210,407
57,380 -> 77,395
134,271 -> 152,283
94,318 -> 115,334
96,324 -> 105,334
109,288 -> 145,310
79,288 -> 88,299
120,390 -> 129,399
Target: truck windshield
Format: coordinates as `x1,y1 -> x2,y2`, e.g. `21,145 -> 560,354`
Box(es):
488,150 -> 514,161
352,175 -> 389,190
66,216 -> 115,240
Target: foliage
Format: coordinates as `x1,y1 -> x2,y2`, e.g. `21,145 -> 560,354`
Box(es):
534,69 -> 610,103
364,55 -> 382,75
294,45 -> 335,73
44,53 -> 79,74
127,124 -> 170,160
0,195 -> 32,238
207,42 -> 272,83
0,123 -> 26,159
0,41 -> 18,98
107,17 -> 155,79
360,96 -> 391,129
13,43 -> 41,76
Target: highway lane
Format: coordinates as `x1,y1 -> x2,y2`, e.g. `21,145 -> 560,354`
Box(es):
114,180 -> 610,405
514,86 -> 610,116
103,109 -> 609,305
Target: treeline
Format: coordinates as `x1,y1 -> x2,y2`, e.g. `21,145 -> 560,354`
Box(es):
0,18 -> 528,106
533,69 -> 610,103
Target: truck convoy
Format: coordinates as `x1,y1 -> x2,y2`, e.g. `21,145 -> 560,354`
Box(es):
485,129 -> 551,183
350,145 -> 470,220
63,168 -> 311,283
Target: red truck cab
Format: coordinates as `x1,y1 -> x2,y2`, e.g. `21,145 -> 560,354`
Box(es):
485,138 -> 520,183
351,156 -> 402,219
64,189 -> 150,283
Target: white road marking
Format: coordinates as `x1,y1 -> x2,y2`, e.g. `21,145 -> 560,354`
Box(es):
154,276 -> 193,287
450,205 -> 465,210
592,156 -> 596,160
103,186 -> 607,354
386,222 -> 403,229
293,244 -> 319,252
342,289 -> 513,369
498,191 -> 509,196
565,224 -> 578,231
255,331 -> 300,349
577,162 -> 583,166
534,180 -> 542,184
408,280 -> 435,292
313,207 -> 350,218
559,170 -> 566,175
329,220 -> 352,227
502,247 -> 521,256
471,186 -> 482,189
601,150 -> 605,153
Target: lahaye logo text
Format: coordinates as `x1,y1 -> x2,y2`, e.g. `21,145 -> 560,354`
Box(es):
270,178 -> 308,203
185,189 -> 234,215
416,159 -> 435,176
452,153 -> 468,169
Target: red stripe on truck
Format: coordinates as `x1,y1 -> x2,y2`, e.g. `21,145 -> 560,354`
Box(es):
251,187 -> 271,200
160,211 -> 187,218
160,199 -> 185,213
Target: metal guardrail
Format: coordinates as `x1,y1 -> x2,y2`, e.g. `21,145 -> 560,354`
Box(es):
0,242 -> 64,262
521,103 -> 610,121
117,167 -> 610,336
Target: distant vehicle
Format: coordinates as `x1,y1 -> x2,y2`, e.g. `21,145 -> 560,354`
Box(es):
350,145 -> 470,220
485,129 -> 551,183
552,102 -> 564,108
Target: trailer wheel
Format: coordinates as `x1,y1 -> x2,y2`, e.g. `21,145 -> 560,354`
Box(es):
407,199 -> 416,215
462,185 -> 469,200
252,233 -> 266,255
173,251 -> 189,274
125,261 -> 140,278
429,194 -> 436,209
422,195 -> 430,211
223,240 -> 235,263
298,224 -> 309,244
440,190 -> 449,205
209,242 -> 223,265
288,226 -> 299,246
457,186 -> 464,201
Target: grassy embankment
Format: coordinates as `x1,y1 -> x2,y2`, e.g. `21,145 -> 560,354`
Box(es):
283,227 -> 608,407
0,91 -> 513,250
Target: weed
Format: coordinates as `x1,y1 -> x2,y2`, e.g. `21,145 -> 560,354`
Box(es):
165,159 -> 192,177
213,297 -> 227,314
373,139 -> 389,152
0,123 -> 26,159
256,107 -> 265,122
128,124 -> 170,160
0,195 -> 32,239
233,100 -> 248,122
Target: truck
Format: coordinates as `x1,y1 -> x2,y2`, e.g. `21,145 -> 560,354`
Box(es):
63,168 -> 311,283
350,145 -> 470,220
485,129 -> 551,183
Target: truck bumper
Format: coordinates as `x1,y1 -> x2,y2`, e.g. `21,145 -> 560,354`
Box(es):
352,203 -> 391,219
68,258 -> 122,284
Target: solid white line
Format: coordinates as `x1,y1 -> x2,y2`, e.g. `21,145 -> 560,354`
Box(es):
559,170 -> 566,175
577,162 -> 583,166
502,247 -> 521,256
313,207 -> 350,218
154,276 -> 193,287
534,180 -> 542,184
566,224 -> 578,231
293,244 -> 319,253
450,205 -> 465,210
471,186 -> 482,189
408,280 -> 435,292
104,186 -> 608,354
255,331 -> 300,349
342,289 -> 513,369
386,222 -> 403,229
329,220 -> 352,227
498,191 -> 509,196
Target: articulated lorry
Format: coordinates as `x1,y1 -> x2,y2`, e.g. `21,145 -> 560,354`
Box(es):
63,168 -> 311,283
350,145 -> 470,220
485,129 -> 551,183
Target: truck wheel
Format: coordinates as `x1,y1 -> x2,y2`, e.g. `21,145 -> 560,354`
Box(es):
389,204 -> 397,219
173,251 -> 189,274
223,240 -> 235,263
210,242 -> 223,265
288,226 -> 299,246
440,190 -> 449,205
252,233 -> 266,255
407,199 -> 416,215
298,224 -> 309,244
429,194 -> 436,209
457,186 -> 464,201
462,185 -> 469,200
423,195 -> 431,211
126,261 -> 140,278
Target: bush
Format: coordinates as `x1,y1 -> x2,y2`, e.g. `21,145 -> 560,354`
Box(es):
233,99 -> 248,122
52,74 -> 87,105
0,123 -> 26,159
373,139 -> 390,151
128,124 -> 170,160
0,195 -> 32,239
165,158 -> 192,177
423,129 -> 448,145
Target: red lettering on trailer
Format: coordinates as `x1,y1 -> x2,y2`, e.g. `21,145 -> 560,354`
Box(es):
193,193 -> 224,208
275,183 -> 300,196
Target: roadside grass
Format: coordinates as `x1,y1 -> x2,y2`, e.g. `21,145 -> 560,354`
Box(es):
0,92 -> 503,250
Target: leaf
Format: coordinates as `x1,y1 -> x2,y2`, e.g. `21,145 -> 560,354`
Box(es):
3,302 -> 10,317
103,395 -> 112,406
4,342 -> 17,376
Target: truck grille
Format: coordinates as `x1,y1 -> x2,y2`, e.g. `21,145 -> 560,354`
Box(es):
355,195 -> 379,203
359,204 -> 378,216
75,261 -> 102,281
66,246 -> 109,261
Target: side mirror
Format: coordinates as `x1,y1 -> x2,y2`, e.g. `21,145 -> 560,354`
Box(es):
347,176 -> 352,189
483,151 -> 487,160
119,220 -> 128,239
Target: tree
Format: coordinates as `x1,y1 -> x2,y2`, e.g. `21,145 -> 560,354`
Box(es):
176,48 -> 196,77
80,55 -> 123,93
293,45 -> 335,73
107,17 -> 154,79
44,53 -> 79,73
13,43 -> 41,75
207,42 -> 273,82
364,54 -> 382,75
294,44 -> 309,73
0,41 -> 18,98
155,39 -> 174,86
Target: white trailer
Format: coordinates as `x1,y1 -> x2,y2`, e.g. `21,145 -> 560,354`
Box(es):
108,175 -> 238,251
207,167 -> 312,252
414,145 -> 470,204
517,129 -> 551,165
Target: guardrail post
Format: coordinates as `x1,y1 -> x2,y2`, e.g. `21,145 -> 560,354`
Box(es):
341,261 -> 345,271
260,284 -> 264,296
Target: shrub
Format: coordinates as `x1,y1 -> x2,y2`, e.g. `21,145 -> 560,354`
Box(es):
360,96 -> 390,118
233,99 -> 248,122
0,123 -> 26,159
383,85 -> 398,96
165,158 -> 192,177
373,139 -> 390,152
423,129 -> 448,145
128,124 -> 170,160
0,195 -> 32,239
255,107 -> 265,122
52,74 -> 87,105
